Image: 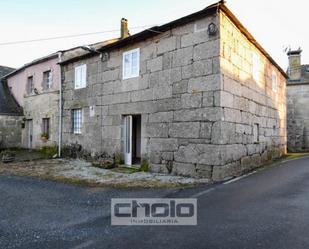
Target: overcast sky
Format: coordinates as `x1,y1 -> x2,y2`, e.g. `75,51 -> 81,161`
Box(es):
0,0 -> 307,70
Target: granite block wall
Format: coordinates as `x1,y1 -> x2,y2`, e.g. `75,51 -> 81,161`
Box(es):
61,10 -> 287,181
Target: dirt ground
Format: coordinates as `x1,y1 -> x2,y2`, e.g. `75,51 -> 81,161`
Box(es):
0,158 -> 209,188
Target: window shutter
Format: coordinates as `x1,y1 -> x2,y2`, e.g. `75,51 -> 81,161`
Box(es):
75,67 -> 81,89
49,71 -> 53,88
81,65 -> 87,88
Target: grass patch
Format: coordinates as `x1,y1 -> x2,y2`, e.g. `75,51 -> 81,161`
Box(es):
140,159 -> 149,172
111,166 -> 140,174
40,146 -> 58,157
283,153 -> 309,160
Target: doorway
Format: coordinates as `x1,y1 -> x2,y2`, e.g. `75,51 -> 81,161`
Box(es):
26,120 -> 33,149
123,115 -> 141,166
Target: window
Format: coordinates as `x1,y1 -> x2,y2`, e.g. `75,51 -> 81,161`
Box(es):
252,53 -> 260,82
272,71 -> 278,92
74,65 -> 87,89
26,76 -> 34,95
123,48 -> 140,79
72,109 -> 82,134
42,118 -> 50,138
253,123 -> 260,143
43,70 -> 52,90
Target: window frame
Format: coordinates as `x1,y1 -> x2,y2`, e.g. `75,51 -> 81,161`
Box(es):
74,64 -> 87,89
253,123 -> 260,143
27,76 -> 34,95
43,70 -> 52,90
122,48 -> 140,80
252,53 -> 260,82
271,71 -> 278,93
42,118 -> 50,138
72,109 -> 83,134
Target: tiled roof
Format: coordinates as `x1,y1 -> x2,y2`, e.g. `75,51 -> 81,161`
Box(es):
0,66 -> 23,115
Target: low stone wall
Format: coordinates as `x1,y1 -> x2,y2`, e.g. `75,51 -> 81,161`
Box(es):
0,115 -> 22,148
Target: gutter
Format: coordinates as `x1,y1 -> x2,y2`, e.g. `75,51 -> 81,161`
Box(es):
3,53 -> 59,80
58,52 -> 63,157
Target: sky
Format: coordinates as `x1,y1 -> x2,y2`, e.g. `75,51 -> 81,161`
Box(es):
0,0 -> 308,70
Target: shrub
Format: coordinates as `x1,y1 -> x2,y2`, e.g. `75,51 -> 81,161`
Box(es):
114,153 -> 124,165
41,146 -> 58,157
41,133 -> 49,140
1,149 -> 16,163
140,159 -> 149,172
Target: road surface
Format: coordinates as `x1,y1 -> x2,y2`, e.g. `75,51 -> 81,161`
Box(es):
1,157 -> 309,249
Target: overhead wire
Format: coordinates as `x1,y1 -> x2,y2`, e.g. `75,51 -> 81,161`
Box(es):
0,23 -> 161,46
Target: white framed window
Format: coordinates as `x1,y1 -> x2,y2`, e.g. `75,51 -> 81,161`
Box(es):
74,64 -> 87,89
252,53 -> 260,82
122,48 -> 140,80
72,109 -> 83,134
272,71 -> 278,92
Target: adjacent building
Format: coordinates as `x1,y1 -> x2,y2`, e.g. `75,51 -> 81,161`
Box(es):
59,2 -> 287,181
3,54 -> 61,149
2,39 -> 119,151
0,66 -> 23,149
286,49 -> 309,152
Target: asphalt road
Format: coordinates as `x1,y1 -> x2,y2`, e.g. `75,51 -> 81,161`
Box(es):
1,157 -> 309,249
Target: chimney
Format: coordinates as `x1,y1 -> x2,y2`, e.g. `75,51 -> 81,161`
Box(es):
287,48 -> 302,80
121,18 -> 130,39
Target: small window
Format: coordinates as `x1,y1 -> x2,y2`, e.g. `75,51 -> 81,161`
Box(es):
252,53 -> 260,82
272,71 -> 278,92
253,123 -> 260,143
75,65 -> 87,89
43,70 -> 52,90
72,109 -> 82,134
123,48 -> 140,79
26,76 -> 34,95
42,118 -> 50,138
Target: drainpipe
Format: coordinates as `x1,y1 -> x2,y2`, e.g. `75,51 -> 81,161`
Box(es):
57,52 -> 63,157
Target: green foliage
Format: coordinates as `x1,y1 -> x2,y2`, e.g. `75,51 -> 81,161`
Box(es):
1,149 -> 16,163
41,133 -> 49,140
92,160 -> 115,169
40,146 -> 58,157
111,167 -> 140,174
114,153 -> 124,165
140,159 -> 149,172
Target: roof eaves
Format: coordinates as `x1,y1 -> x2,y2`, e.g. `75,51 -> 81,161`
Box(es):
59,1 -> 220,65
3,53 -> 59,79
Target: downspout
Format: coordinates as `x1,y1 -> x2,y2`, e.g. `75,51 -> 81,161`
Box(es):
58,52 -> 63,157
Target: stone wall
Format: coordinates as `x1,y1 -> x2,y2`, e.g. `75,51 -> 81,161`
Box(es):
62,13 -> 220,178
62,9 -> 286,181
286,83 -> 309,152
0,115 -> 22,148
22,92 -> 59,149
215,11 -> 287,180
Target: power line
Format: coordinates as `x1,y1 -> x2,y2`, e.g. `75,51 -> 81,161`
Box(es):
0,24 -> 160,46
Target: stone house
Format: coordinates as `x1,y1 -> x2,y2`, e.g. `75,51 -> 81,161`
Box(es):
286,49 -> 309,152
3,54 -> 61,149
2,39 -> 119,151
63,2 -> 286,180
0,66 -> 23,148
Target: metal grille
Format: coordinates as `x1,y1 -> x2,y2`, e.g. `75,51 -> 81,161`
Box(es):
72,109 -> 82,134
